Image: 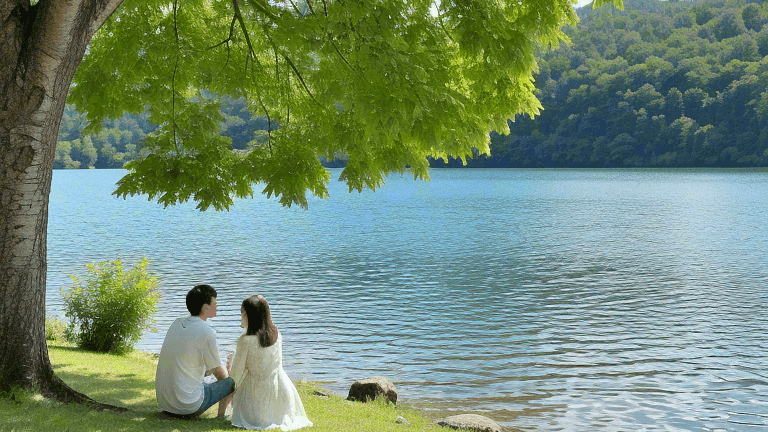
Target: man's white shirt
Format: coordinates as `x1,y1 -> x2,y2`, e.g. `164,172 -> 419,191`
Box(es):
156,316 -> 222,414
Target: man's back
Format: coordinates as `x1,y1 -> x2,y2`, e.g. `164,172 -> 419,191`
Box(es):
156,316 -> 221,414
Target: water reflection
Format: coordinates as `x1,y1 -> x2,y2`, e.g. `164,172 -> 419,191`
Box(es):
47,168 -> 768,430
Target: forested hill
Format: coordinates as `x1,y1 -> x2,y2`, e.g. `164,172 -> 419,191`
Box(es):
56,0 -> 768,169
448,0 -> 768,168
55,97 -> 274,169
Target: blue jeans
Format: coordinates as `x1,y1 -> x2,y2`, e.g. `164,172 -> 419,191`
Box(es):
192,377 -> 235,416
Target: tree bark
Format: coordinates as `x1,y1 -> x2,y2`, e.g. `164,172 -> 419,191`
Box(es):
0,0 -> 124,410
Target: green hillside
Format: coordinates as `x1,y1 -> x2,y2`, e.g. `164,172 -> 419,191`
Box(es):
453,0 -> 768,168
57,0 -> 768,169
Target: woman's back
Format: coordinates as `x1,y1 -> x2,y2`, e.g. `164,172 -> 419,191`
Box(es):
230,332 -> 312,431
242,334 -> 281,378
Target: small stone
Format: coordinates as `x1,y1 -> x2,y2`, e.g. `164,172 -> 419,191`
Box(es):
312,390 -> 329,398
395,415 -> 410,425
347,376 -> 398,404
437,414 -> 504,432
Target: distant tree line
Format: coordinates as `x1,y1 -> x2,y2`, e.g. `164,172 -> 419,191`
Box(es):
55,96 -> 274,169
57,0 -> 768,169
437,0 -> 768,167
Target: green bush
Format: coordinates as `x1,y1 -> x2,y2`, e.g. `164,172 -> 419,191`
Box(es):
62,258 -> 160,354
45,316 -> 69,342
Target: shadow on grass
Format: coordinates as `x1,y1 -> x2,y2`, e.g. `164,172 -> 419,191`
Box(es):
49,345 -> 157,410
54,368 -> 152,408
41,344 -> 240,430
0,396 -> 238,432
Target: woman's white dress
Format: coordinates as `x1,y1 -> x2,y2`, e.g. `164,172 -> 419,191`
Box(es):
230,332 -> 312,431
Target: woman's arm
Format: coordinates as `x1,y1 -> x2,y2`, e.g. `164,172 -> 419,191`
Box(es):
230,336 -> 248,389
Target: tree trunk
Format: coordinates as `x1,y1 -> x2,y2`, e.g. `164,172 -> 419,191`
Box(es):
0,0 -> 124,410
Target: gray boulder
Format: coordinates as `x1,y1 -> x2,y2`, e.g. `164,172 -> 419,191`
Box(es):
347,376 -> 398,404
437,414 -> 504,432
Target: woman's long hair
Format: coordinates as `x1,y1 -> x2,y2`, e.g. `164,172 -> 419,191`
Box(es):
242,294 -> 278,348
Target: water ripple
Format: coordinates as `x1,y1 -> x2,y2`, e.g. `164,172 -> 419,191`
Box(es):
47,168 -> 768,431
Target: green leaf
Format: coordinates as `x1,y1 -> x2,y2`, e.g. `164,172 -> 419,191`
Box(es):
73,0 -> 623,209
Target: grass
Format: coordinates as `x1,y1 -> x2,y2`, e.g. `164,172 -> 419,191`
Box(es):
0,343 -> 448,432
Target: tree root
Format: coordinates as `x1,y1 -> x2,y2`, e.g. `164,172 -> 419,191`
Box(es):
35,371 -> 128,413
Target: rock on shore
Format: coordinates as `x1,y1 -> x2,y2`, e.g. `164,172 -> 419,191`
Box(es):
437,414 -> 504,432
347,376 -> 398,404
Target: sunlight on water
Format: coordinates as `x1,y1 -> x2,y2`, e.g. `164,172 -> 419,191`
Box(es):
47,168 -> 768,431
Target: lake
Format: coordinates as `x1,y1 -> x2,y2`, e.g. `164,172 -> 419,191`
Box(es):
47,168 -> 768,431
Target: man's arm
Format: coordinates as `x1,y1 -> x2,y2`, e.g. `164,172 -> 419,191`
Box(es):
206,365 -> 228,381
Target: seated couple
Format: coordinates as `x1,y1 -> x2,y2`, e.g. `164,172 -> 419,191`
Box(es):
155,284 -> 312,431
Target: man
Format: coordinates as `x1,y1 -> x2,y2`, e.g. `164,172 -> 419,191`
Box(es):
156,284 -> 235,418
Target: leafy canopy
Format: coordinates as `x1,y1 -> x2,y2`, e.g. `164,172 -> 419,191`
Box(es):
69,0 -> 622,210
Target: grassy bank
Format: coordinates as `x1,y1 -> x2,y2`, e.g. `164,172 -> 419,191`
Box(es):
0,343 -> 446,432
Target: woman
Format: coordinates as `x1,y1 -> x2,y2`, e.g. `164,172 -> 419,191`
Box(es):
228,295 -> 313,430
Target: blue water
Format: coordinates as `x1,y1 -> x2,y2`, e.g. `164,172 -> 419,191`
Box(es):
47,168 -> 768,430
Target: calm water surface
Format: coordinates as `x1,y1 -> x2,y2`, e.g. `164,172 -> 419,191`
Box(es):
47,168 -> 768,431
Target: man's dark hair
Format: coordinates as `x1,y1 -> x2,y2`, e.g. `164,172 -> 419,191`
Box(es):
186,284 -> 217,316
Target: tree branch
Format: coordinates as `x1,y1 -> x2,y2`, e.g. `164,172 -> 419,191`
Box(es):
244,0 -> 279,21
207,15 -> 237,50
232,0 -> 257,59
300,0 -> 366,82
172,0 -> 181,154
